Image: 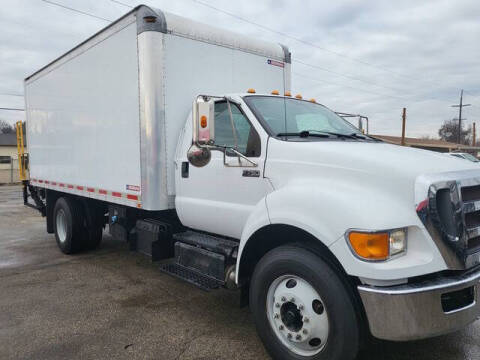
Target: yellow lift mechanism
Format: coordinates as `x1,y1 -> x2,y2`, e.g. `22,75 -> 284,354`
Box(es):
16,121 -> 28,181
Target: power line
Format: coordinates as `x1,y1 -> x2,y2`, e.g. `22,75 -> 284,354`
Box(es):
295,59 -> 402,94
189,0 -> 480,104
109,0 -> 133,8
189,0 -> 417,81
102,0 -> 406,96
0,93 -> 24,97
49,0 -> 476,109
294,72 -> 407,101
0,107 -> 24,111
40,0 -> 112,22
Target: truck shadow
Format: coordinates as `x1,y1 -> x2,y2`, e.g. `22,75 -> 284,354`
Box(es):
357,328 -> 475,360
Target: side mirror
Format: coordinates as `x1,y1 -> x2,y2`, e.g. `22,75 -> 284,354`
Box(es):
188,96 -> 215,167
193,96 -> 215,145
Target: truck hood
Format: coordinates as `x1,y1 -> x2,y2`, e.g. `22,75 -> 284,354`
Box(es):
265,138 -> 480,207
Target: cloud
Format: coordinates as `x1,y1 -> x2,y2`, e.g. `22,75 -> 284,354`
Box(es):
1,0 -> 479,138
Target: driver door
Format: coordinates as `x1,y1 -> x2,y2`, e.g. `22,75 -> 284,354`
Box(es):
176,100 -> 271,239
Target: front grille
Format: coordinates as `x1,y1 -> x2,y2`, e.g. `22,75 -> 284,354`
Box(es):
423,180 -> 480,269
461,185 -> 480,202
460,185 -> 480,252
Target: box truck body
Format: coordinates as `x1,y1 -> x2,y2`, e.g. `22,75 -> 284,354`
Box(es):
25,6 -> 290,210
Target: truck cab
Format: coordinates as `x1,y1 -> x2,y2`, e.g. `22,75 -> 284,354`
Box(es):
175,91 -> 480,358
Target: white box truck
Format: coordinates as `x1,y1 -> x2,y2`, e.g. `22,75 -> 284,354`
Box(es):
22,5 -> 480,360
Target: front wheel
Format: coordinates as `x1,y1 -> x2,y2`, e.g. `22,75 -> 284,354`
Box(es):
249,245 -> 360,360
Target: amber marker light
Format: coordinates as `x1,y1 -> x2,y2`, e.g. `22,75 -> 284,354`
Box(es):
347,228 -> 407,261
295,94 -> 303,99
200,115 -> 207,128
247,88 -> 256,93
309,98 -> 316,103
284,91 -> 292,96
348,231 -> 389,260
271,90 -> 279,95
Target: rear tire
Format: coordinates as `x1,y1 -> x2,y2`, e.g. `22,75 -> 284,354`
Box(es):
85,225 -> 103,250
53,197 -> 86,254
249,245 -> 360,360
82,202 -> 104,250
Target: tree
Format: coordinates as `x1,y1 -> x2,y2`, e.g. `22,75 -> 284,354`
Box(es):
0,120 -> 15,134
438,119 -> 472,145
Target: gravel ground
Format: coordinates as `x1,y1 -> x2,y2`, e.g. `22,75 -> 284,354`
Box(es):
1,185 -> 479,360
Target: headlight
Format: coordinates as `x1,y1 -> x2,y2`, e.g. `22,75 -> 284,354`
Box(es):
346,228 -> 407,261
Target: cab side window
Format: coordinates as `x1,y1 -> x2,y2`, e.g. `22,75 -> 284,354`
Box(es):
214,102 -> 261,157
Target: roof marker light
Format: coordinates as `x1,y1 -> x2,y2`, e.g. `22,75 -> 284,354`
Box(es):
247,88 -> 256,94
284,91 -> 292,96
309,98 -> 316,103
271,90 -> 279,95
295,94 -> 303,99
143,16 -> 157,23
200,115 -> 207,128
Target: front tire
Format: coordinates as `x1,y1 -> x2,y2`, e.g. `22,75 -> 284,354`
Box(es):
249,245 -> 360,360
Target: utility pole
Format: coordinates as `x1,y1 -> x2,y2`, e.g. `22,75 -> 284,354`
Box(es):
401,108 -> 406,146
451,89 -> 471,144
473,122 -> 476,147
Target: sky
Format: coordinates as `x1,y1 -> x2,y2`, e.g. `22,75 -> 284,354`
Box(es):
1,0 -> 479,137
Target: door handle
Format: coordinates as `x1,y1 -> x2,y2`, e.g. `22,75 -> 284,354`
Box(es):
242,169 -> 260,177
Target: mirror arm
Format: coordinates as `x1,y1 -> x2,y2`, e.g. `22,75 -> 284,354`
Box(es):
226,98 -> 240,164
218,146 -> 257,167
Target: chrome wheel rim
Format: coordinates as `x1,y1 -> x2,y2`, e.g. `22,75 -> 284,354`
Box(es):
266,274 -> 329,356
56,209 -> 67,243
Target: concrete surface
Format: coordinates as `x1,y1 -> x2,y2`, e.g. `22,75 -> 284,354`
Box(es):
1,185 -> 479,360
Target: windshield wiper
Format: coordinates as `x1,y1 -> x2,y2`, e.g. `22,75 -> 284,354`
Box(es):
276,131 -> 330,138
319,131 -> 379,141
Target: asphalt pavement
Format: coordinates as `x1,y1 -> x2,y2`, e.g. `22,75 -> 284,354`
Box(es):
1,185 -> 479,359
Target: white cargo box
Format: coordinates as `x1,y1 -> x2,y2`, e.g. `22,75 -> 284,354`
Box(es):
25,5 -> 291,211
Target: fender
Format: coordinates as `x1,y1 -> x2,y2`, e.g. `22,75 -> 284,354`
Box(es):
237,179 -> 447,283
236,196 -> 271,283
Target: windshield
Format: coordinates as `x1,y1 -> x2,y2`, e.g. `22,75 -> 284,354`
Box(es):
244,96 -> 361,138
462,153 -> 479,162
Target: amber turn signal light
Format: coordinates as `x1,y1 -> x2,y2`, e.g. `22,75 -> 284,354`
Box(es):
200,115 -> 207,128
348,232 -> 389,260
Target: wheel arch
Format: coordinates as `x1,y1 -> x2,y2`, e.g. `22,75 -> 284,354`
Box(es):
237,224 -> 347,285
236,223 -> 370,344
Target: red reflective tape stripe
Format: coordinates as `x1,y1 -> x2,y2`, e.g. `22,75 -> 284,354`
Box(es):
77,186 -> 83,190
67,185 -> 74,189
112,192 -> 122,197
127,194 -> 138,200
87,187 -> 95,193
99,189 -> 107,195
59,183 -> 65,187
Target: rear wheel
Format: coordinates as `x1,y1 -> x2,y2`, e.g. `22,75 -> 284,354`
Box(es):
249,245 -> 360,360
82,203 -> 104,250
53,197 -> 86,254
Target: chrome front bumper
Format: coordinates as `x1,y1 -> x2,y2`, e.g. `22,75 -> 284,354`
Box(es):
358,267 -> 480,341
